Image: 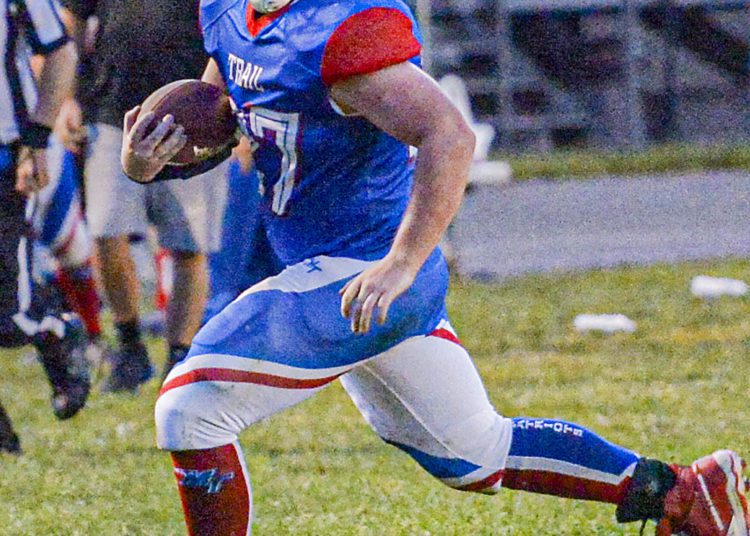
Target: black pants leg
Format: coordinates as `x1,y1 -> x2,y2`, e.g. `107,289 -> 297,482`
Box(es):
0,147 -> 69,348
0,401 -> 20,453
0,150 -> 36,348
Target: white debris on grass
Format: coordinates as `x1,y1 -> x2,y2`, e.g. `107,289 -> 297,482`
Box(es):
574,314 -> 637,334
116,422 -> 135,438
690,275 -> 748,299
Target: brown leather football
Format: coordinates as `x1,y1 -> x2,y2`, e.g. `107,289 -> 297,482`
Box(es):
139,79 -> 237,165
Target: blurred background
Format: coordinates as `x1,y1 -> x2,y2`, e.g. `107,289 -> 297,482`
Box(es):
415,0 -> 750,152
405,0 -> 750,281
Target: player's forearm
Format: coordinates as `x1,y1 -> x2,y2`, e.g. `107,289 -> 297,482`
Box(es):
201,59 -> 228,92
387,121 -> 474,271
58,9 -> 87,97
28,42 -> 77,129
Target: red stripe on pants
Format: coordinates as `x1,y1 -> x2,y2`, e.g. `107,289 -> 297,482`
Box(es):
160,367 -> 344,396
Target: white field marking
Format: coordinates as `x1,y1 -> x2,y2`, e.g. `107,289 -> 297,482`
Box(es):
715,451 -> 749,536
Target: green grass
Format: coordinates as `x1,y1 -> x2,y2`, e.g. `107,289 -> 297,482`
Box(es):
504,142 -> 750,180
2,258 -> 750,534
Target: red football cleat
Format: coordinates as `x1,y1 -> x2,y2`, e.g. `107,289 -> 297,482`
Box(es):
657,450 -> 750,535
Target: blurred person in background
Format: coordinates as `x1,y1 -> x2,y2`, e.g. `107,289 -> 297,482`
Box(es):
56,0 -> 228,393
31,135 -> 106,370
0,0 -> 90,453
29,53 -> 106,371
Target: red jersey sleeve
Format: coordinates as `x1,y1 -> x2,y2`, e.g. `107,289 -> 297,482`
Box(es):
321,7 -> 421,87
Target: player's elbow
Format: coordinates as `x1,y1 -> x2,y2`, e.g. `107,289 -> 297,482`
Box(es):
452,117 -> 476,162
439,113 -> 476,177
434,107 -> 475,154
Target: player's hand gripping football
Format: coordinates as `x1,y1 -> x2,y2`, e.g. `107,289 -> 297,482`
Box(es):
121,106 -> 187,183
340,255 -> 420,334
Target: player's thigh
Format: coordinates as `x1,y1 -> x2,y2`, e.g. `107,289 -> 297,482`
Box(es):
147,160 -> 229,254
158,253 -> 448,451
84,123 -> 148,238
156,282 -> 352,450
191,252 -> 448,369
156,256 -> 368,451
342,324 -> 513,481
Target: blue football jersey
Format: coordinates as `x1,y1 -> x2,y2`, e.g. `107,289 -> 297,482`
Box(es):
201,0 -> 422,265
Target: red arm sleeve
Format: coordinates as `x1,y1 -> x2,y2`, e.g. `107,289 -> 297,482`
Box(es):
321,7 -> 421,87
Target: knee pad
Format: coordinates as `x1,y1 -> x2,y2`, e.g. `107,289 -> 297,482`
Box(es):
155,383 -> 241,451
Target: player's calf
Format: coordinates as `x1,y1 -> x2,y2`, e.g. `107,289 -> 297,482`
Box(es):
55,261 -> 102,341
156,383 -> 252,535
169,442 -> 252,536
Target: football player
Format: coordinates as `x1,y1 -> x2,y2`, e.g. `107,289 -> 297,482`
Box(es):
121,0 -> 750,534
33,136 -> 103,348
27,54 -> 102,352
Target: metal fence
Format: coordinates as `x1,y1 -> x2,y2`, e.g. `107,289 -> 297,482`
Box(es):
417,0 -> 750,152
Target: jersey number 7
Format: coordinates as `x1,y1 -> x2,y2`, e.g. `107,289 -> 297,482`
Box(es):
238,107 -> 300,216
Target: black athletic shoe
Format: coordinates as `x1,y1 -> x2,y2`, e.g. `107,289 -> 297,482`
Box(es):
0,430 -> 21,455
0,406 -> 21,454
101,342 -> 154,393
35,319 -> 91,420
617,452 -> 750,535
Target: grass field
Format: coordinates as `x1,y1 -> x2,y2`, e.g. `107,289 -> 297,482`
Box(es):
505,142 -> 750,180
1,258 -> 750,535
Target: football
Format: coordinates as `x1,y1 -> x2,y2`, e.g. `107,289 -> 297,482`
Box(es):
139,79 -> 237,166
